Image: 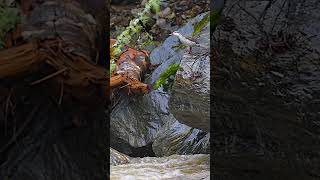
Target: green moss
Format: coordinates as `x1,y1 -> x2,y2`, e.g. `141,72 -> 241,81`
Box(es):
147,0 -> 161,14
0,4 -> 21,48
172,44 -> 187,52
139,33 -> 159,49
153,63 -> 180,90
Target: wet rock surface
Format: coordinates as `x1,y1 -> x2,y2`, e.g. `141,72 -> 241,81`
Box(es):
169,14 -> 210,132
110,92 -> 168,148
110,148 -> 130,166
110,13 -> 210,157
152,114 -> 210,157
213,0 -> 320,179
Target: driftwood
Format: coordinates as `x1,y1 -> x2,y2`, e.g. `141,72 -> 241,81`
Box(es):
110,39 -> 150,95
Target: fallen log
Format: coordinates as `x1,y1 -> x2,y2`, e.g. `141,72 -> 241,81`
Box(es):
110,39 -> 151,95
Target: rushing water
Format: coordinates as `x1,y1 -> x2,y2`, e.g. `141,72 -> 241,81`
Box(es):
110,154 -> 210,180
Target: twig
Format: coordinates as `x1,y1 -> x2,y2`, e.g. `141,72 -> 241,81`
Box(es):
30,68 -> 67,85
119,83 -> 130,89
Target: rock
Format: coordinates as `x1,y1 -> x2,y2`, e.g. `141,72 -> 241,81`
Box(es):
156,18 -> 166,28
141,0 -> 148,6
169,13 -> 210,132
130,8 -> 143,15
110,92 -> 169,148
152,114 -> 210,157
111,0 -> 140,5
159,7 -> 172,18
110,148 -> 130,166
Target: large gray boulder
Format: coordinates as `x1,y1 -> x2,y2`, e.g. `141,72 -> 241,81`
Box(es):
168,15 -> 210,132
110,92 -> 169,148
152,114 -> 210,157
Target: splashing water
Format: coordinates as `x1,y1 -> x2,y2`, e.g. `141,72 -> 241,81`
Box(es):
110,154 -> 210,179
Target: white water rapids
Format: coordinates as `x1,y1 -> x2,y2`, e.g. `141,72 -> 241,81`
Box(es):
110,154 -> 210,179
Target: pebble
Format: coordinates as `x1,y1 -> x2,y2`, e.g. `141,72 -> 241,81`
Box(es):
159,7 -> 172,18
167,12 -> 176,19
156,18 -> 167,27
131,8 -> 143,15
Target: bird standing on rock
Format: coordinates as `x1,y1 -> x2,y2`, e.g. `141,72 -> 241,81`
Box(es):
170,31 -> 207,54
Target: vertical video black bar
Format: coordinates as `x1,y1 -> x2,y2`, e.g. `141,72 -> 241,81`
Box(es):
211,0 -> 225,179
0,0 -> 110,179
212,0 -> 320,179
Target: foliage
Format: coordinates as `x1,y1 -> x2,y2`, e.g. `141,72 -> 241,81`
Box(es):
0,4 -> 21,48
145,0 -> 161,14
111,0 -> 161,61
110,63 -> 116,75
139,33 -> 159,50
153,64 -> 180,90
192,10 -> 221,37
193,13 -> 210,37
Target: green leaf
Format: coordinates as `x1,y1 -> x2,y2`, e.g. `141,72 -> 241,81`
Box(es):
154,64 -> 180,90
192,10 -> 222,37
193,13 -> 210,37
110,63 -> 117,75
